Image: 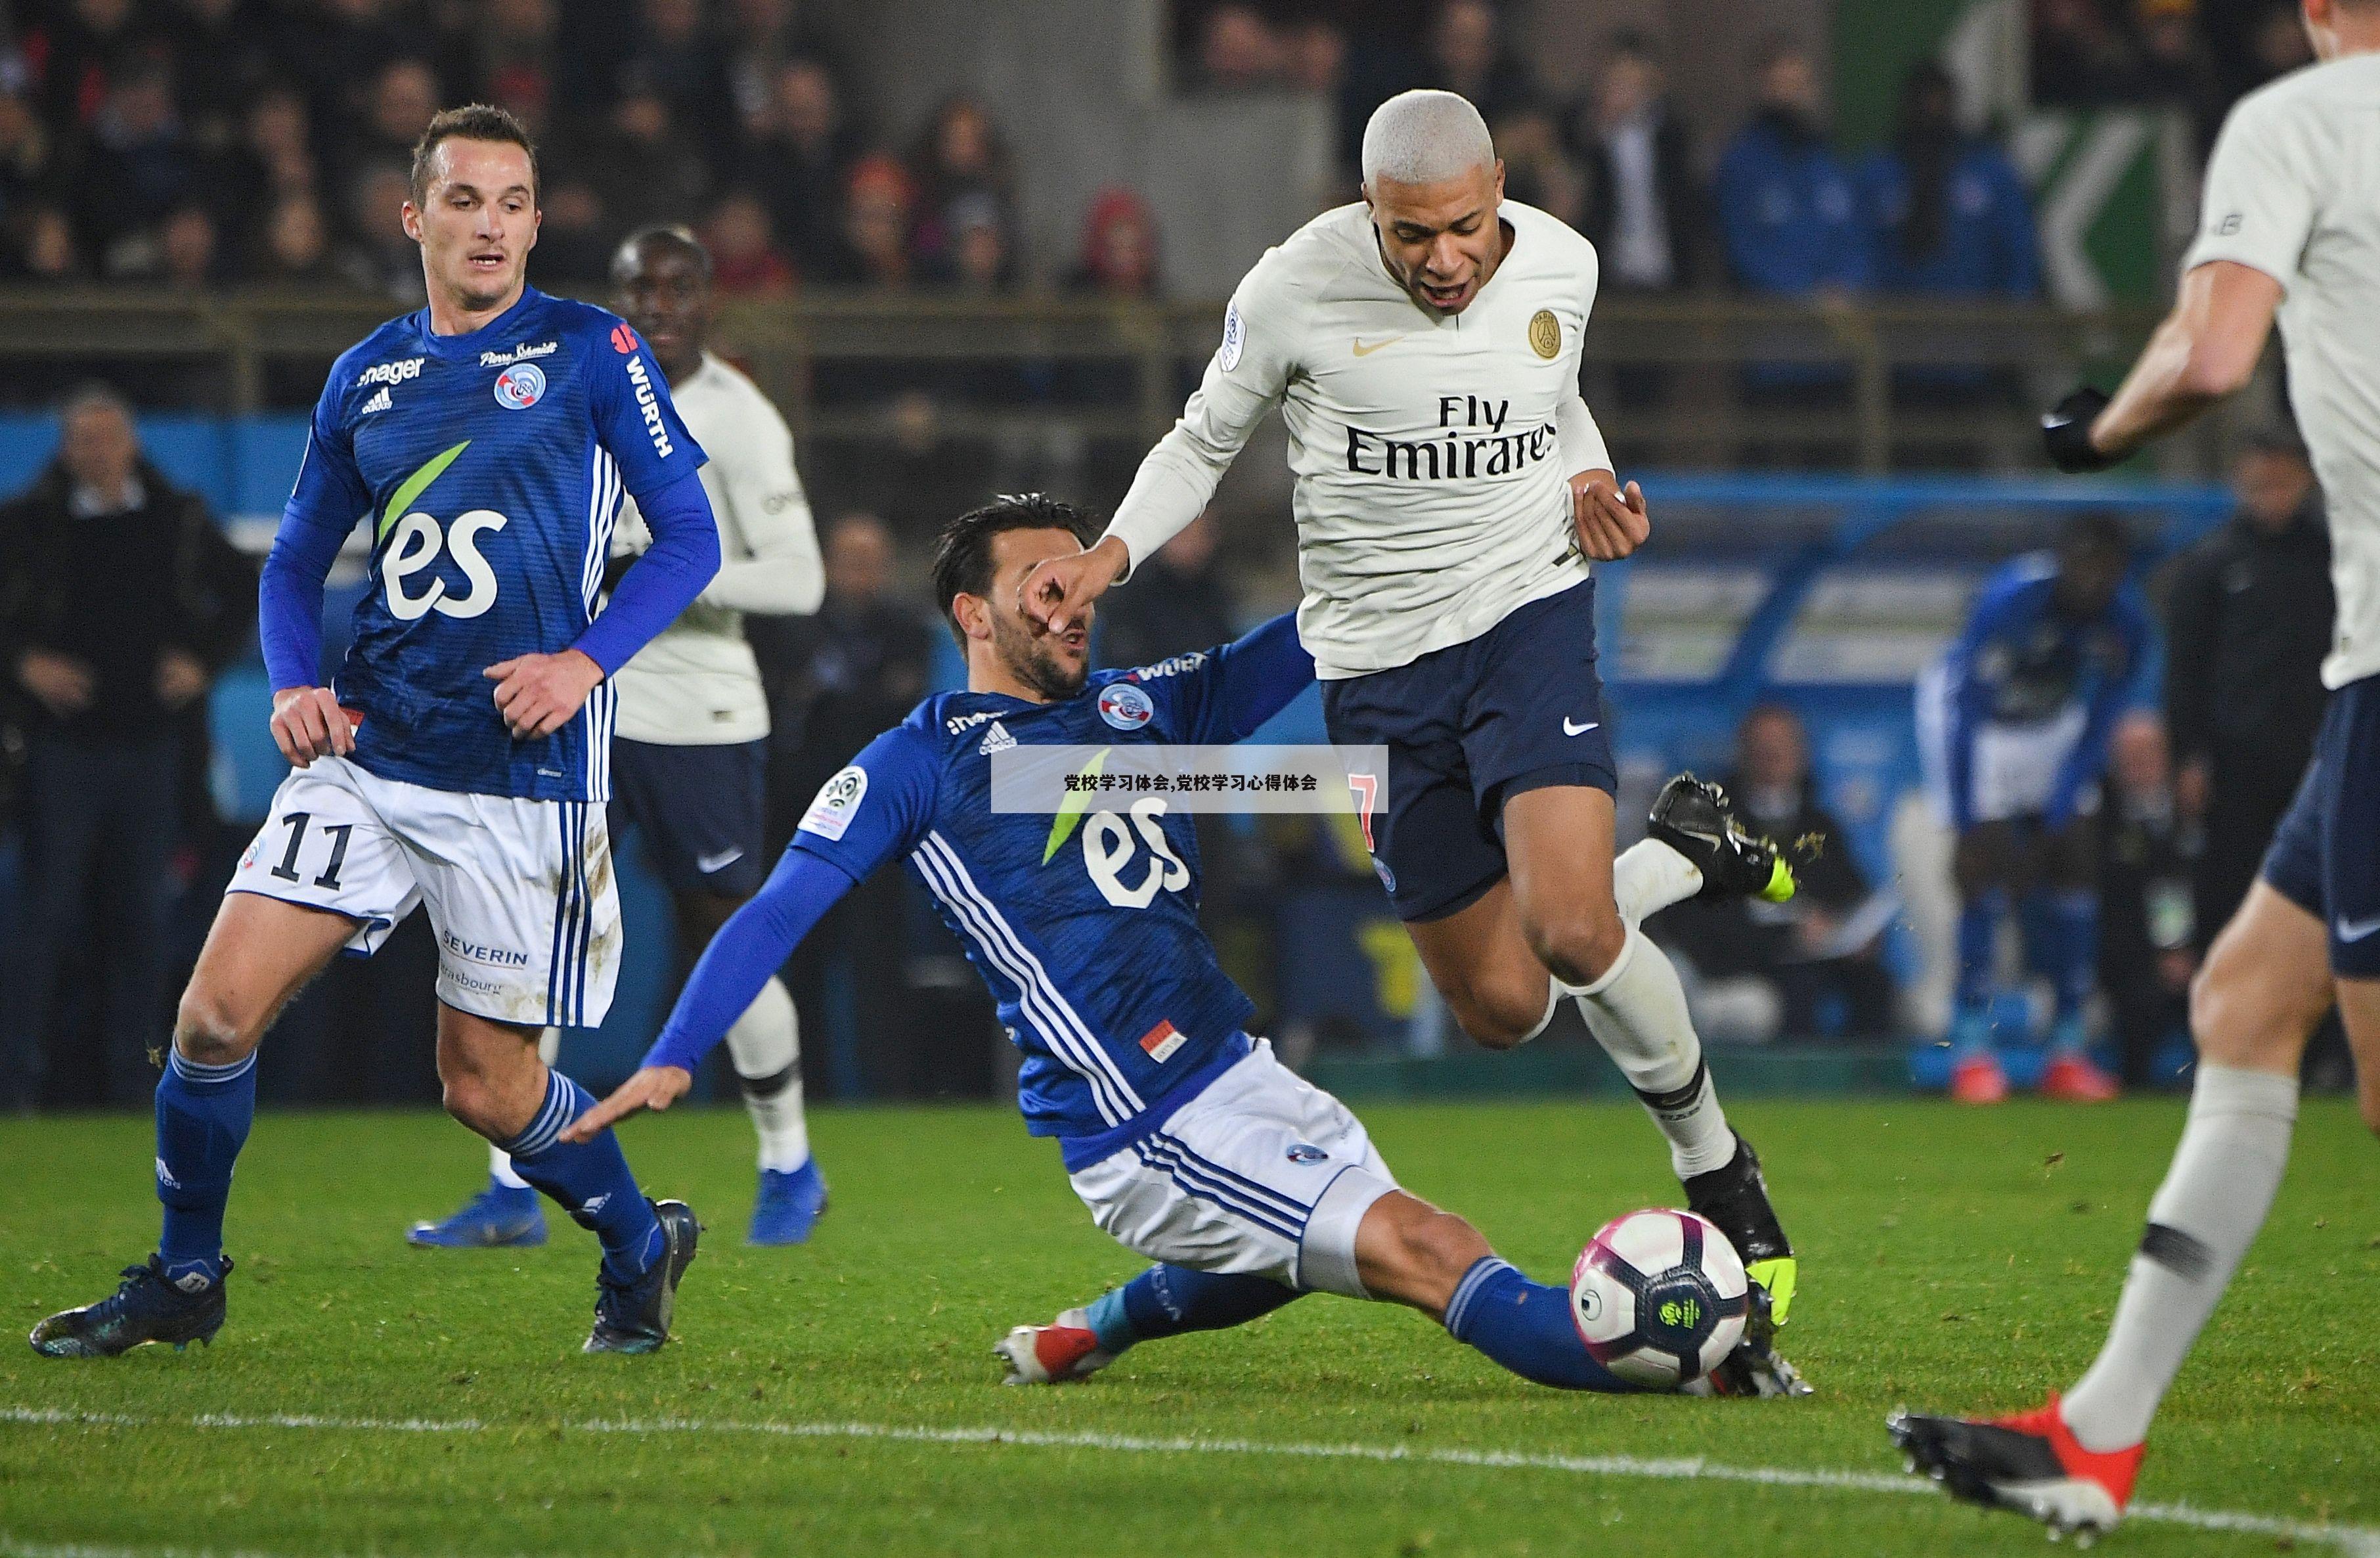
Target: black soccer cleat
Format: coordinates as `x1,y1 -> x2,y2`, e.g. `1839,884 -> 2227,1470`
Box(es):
1686,1283 -> 1813,1398
1646,774 -> 1795,903
1888,1396 -> 2142,1540
1685,1133 -> 1797,1328
584,1199 -> 699,1355
30,1255 -> 232,1358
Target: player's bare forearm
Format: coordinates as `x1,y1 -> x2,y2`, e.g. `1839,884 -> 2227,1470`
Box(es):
271,685 -> 355,767
558,1065 -> 693,1143
2086,261 -> 2281,462
1022,534 -> 1132,632
483,648 -> 606,740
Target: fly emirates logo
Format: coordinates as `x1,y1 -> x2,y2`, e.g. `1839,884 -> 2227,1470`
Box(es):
1343,394 -> 1554,482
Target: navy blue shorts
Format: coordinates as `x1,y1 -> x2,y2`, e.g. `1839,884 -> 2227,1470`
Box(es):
608,736 -> 769,899
1320,578 -> 1617,922
2259,675 -> 2380,977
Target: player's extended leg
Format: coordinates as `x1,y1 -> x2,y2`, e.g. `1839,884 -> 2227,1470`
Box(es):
435,1006 -> 698,1354
676,887 -> 824,1245
1891,881 -> 2331,1535
30,893 -> 357,1358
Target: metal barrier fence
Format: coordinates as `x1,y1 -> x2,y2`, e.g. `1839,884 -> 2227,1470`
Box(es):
0,288 -> 2261,475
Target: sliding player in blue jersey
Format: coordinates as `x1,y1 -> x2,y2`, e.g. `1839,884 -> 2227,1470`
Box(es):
32,106 -> 720,1360
564,494 -> 1804,1397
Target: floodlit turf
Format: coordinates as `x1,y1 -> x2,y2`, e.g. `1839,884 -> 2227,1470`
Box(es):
3,1097 -> 2375,1557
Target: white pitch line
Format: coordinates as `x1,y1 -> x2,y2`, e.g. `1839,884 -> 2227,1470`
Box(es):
8,1404 -> 2378,1556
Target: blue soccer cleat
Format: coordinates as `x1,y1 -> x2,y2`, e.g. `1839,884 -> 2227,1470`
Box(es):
407,1182 -> 548,1249
30,1255 -> 232,1358
585,1198 -> 701,1354
747,1159 -> 829,1245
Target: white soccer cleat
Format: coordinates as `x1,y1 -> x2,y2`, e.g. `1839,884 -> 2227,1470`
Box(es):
994,1306 -> 1116,1385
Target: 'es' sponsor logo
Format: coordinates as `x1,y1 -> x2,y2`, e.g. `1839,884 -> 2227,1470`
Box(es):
623,355 -> 675,458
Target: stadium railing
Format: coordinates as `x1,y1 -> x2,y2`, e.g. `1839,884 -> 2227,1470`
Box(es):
0,288 -> 2249,475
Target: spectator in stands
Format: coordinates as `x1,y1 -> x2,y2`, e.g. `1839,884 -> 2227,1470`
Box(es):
722,0 -> 827,132
1282,16 -> 1348,99
1857,62 -> 2038,302
340,58 -> 441,183
822,152 -> 915,288
2031,0 -> 2148,106
25,0 -> 151,132
799,391 -> 990,543
1425,0 -> 1536,128
1663,705 -> 1897,1041
164,0 -> 278,152
227,85 -> 320,217
2161,432 -> 2331,954
923,190 -> 1015,294
1067,186 -> 1161,298
1488,103 -> 1583,229
77,60 -> 199,272
157,200 -> 219,288
0,85 -> 61,221
1715,39 -> 1866,304
529,175 -> 613,287
1922,512 -> 2147,1103
703,188 -> 795,295
743,56 -> 859,280
1097,508 -> 1237,669
0,385 -> 253,1107
252,192 -> 342,286
908,95 -> 1015,281
9,206 -> 82,283
471,0 -> 562,138
630,0 -> 735,162
2134,0 -> 2227,146
335,161 -> 423,302
2097,711 -> 2198,1086
1197,4 -> 1287,92
588,76 -> 713,235
284,0 -> 408,140
1568,32 -> 1702,295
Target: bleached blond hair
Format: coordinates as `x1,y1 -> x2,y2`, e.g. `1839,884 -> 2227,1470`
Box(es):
1360,89 -> 1495,189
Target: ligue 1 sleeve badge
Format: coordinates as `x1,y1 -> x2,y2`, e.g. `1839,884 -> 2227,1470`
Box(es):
1097,682 -> 1155,730
493,361 -> 546,410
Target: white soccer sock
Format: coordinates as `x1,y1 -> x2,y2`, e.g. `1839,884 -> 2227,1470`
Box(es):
2061,1065 -> 2299,1452
1614,837 -> 1704,925
489,1026 -> 567,1189
724,976 -> 809,1172
1568,925 -> 1736,1179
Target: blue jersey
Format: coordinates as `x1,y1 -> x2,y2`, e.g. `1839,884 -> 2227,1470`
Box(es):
785,617 -> 1311,1148
285,286 -> 706,801
1941,554 -> 2149,825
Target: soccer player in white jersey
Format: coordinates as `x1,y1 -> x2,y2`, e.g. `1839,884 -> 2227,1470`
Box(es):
1893,0 -> 2380,1534
31,106 -> 717,1360
408,227 -> 828,1251
1024,89 -> 1807,1343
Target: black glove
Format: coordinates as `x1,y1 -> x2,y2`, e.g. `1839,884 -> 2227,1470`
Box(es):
2042,387 -> 2117,473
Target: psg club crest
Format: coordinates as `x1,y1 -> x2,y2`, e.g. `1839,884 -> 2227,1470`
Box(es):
493,361 -> 546,411
1097,682 -> 1154,730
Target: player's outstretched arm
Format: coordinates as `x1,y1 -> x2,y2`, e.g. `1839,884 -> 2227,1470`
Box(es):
562,847 -> 859,1143
1021,534 -> 1132,634
2047,265 -> 2280,471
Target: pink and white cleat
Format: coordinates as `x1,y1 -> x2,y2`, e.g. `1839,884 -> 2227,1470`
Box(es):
994,1307 -> 1116,1385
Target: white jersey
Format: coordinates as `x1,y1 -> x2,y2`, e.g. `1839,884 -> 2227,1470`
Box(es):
609,351 -> 824,743
1103,200 -> 1612,680
2184,51 -> 2380,688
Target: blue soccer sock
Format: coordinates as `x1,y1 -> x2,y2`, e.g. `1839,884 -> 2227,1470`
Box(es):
1083,1264 -> 1303,1353
2046,889 -> 2099,1038
500,1069 -> 663,1281
1954,889 -> 2007,1054
1442,1257 -> 1631,1392
154,1046 -> 259,1283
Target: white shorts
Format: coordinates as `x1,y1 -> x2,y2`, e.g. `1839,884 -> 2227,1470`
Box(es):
1067,1040 -> 1399,1299
1916,661 -> 2092,824
228,757 -> 620,1028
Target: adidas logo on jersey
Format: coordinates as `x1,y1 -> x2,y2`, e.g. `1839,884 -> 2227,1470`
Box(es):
979,721 -> 1017,755
360,386 -> 392,414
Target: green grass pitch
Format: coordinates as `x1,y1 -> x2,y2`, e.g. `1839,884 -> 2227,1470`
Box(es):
3,1097 -> 2375,1557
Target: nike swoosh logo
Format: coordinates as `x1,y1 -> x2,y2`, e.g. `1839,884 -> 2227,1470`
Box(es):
1563,718 -> 1600,736
1352,336 -> 1405,357
695,847 -> 746,874
2336,912 -> 2380,942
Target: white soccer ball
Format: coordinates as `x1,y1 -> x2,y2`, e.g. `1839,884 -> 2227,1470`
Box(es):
1569,1207 -> 1750,1389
